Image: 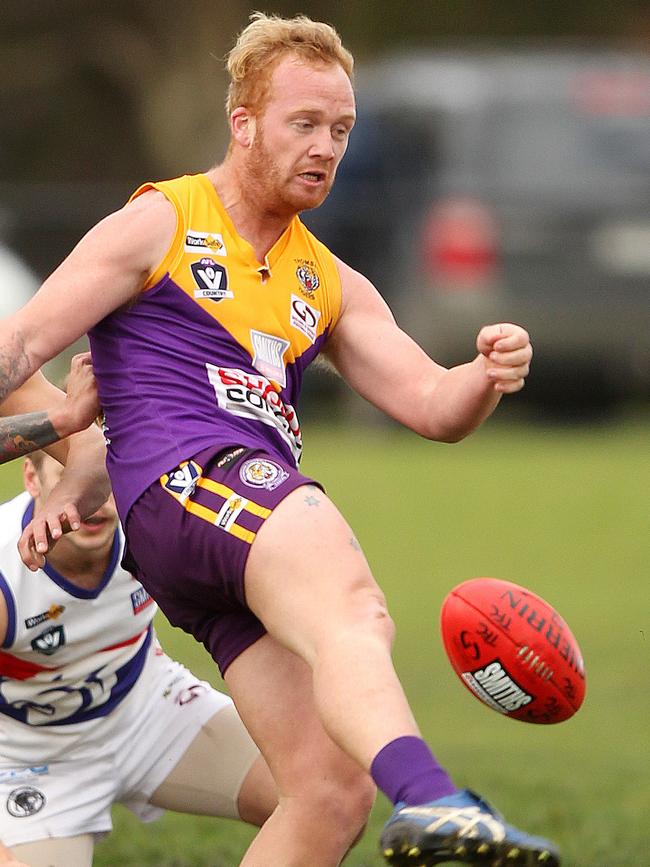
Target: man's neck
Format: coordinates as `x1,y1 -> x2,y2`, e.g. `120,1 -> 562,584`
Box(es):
44,540 -> 112,592
205,163 -> 293,263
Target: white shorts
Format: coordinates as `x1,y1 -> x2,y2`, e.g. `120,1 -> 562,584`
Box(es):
0,643 -> 258,848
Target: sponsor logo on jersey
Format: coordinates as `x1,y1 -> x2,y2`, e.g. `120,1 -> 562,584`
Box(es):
250,330 -> 291,387
462,659 -> 533,714
30,625 -> 65,657
24,604 -> 66,630
240,458 -> 289,491
295,259 -> 320,297
0,766 -> 49,785
216,446 -> 247,469
130,586 -> 154,615
6,786 -> 46,818
163,461 -> 201,501
290,294 -> 321,343
205,365 -> 302,463
185,230 -> 227,256
216,493 -> 247,531
190,258 -> 233,301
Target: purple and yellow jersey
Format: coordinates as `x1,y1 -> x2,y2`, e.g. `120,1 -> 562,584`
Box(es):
88,173 -> 342,522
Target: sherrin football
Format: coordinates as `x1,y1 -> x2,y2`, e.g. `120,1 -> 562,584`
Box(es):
440,577 -> 586,724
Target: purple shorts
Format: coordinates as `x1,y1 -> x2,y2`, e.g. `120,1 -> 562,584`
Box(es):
124,444 -> 320,675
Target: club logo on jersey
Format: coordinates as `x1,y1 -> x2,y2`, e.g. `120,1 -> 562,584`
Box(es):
163,461 -> 201,501
295,260 -> 320,298
30,626 -> 65,657
185,230 -> 227,256
205,365 -> 302,463
240,458 -> 289,491
190,258 -> 233,301
6,786 -> 46,818
290,294 -> 321,344
250,330 -> 291,387
216,493 -> 247,531
130,586 -> 154,615
24,604 -> 66,630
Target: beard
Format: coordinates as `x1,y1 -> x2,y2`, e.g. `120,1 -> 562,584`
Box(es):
244,127 -> 333,216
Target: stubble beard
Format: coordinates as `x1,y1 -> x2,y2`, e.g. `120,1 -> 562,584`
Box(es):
246,130 -> 332,217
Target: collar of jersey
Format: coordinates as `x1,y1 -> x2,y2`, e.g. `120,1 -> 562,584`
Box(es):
196,172 -> 295,271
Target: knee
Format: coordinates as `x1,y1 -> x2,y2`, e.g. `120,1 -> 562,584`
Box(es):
349,583 -> 396,647
294,770 -> 375,843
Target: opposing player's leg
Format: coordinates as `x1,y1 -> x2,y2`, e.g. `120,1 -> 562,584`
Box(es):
224,634 -> 376,867
11,834 -> 93,867
149,704 -> 277,826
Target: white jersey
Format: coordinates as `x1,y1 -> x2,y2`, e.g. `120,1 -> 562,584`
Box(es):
0,491 -> 157,729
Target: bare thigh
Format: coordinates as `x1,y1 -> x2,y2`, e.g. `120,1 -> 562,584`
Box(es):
12,835 -> 94,867
244,484 -> 390,662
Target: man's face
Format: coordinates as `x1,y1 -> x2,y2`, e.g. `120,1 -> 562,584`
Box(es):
245,55 -> 356,215
27,454 -> 118,558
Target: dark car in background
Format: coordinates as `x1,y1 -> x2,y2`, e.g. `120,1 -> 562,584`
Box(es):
305,50 -> 650,413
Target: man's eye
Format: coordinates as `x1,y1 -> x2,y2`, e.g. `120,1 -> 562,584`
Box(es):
295,121 -> 314,131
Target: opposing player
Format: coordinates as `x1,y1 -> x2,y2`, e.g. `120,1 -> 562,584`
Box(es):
0,354 -> 108,560
0,13 -> 560,866
0,449 -> 276,867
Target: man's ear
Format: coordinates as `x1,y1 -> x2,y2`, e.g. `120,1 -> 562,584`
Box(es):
23,458 -> 41,499
231,107 -> 257,148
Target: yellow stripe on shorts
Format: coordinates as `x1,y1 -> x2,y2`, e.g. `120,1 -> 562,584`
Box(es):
198,477 -> 272,519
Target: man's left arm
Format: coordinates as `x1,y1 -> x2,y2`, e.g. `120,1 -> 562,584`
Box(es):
324,258 -> 532,443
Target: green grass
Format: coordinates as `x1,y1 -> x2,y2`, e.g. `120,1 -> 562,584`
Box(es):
2,413 -> 648,866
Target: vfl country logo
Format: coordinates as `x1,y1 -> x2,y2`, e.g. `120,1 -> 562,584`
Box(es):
462,659 -> 533,714
185,230 -> 227,256
250,330 -> 290,387
295,260 -> 320,298
240,458 -> 289,491
190,258 -> 232,301
163,461 -> 201,501
290,294 -> 321,344
25,604 -> 65,630
30,626 -> 65,657
6,786 -> 46,818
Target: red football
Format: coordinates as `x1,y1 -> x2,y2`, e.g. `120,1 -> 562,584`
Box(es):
440,577 -> 586,723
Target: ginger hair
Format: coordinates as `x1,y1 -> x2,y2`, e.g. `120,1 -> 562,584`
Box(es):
225,11 -> 354,118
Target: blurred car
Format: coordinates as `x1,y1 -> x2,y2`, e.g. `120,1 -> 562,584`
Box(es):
305,49 -> 650,412
0,241 -> 38,317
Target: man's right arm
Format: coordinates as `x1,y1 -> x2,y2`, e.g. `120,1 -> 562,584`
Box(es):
0,190 -> 177,404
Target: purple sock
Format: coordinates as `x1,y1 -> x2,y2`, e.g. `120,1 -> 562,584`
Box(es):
370,736 -> 457,806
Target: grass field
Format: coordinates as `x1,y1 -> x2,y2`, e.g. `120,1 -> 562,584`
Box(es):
1,412 -> 648,866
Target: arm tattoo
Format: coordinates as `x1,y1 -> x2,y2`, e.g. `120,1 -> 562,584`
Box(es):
0,412 -> 58,465
350,535 -> 362,552
304,493 -> 321,507
0,334 -> 31,403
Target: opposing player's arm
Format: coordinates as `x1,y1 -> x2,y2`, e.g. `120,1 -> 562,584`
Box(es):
0,190 -> 177,404
324,258 -> 532,442
0,360 -> 98,465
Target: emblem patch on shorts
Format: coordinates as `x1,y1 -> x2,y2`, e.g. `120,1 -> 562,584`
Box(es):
163,461 -> 201,500
6,786 -> 46,818
239,458 -> 289,491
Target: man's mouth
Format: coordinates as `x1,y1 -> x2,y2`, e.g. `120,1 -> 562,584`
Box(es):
298,170 -> 326,184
